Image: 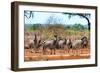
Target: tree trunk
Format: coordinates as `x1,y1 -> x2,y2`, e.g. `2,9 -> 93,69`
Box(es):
78,14 -> 90,30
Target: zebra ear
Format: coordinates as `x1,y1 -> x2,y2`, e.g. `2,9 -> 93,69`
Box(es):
54,35 -> 57,38
81,38 -> 83,40
81,37 -> 83,40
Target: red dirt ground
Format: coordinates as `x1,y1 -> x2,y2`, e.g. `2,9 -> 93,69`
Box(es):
24,48 -> 90,61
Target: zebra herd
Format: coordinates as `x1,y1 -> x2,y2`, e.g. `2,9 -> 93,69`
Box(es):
25,34 -> 88,55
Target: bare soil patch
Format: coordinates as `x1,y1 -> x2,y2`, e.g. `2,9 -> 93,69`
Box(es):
24,48 -> 90,61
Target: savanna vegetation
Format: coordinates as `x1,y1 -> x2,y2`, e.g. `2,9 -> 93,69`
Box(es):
25,23 -> 89,40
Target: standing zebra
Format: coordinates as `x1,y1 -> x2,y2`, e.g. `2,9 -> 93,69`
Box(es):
43,35 -> 58,55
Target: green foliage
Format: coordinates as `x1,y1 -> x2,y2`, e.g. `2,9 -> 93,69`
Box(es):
32,24 -> 41,30
25,24 -> 43,32
65,23 -> 88,31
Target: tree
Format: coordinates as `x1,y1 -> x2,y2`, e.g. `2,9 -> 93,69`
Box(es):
32,24 -> 42,30
63,13 -> 91,30
24,11 -> 34,18
46,15 -> 62,24
65,24 -> 86,31
72,24 -> 85,30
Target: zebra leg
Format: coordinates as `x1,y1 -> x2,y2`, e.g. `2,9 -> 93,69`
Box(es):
51,49 -> 52,55
54,48 -> 56,55
43,46 -> 46,55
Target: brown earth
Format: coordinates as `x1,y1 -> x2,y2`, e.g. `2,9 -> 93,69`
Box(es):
24,48 -> 90,61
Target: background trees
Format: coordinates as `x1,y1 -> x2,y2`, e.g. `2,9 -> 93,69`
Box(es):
63,13 -> 91,30
24,11 -> 90,31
